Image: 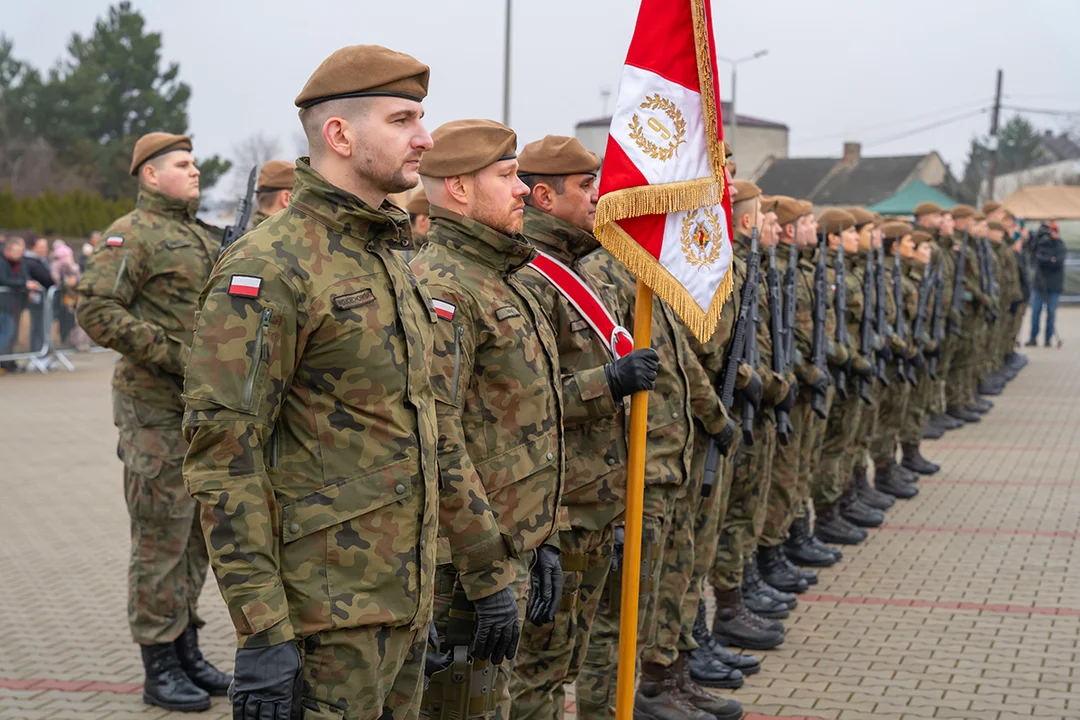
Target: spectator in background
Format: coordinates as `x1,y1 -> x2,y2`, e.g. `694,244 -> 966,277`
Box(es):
82,231 -> 101,273
23,237 -> 55,354
1028,220 -> 1066,347
1,236 -> 43,372
51,240 -> 91,351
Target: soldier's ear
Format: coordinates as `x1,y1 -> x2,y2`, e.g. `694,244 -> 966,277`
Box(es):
445,175 -> 469,205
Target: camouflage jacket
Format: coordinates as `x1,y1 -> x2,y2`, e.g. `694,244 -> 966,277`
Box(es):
249,208 -> 271,230
732,233 -> 788,406
517,207 -> 626,532
954,231 -> 990,309
76,188 -> 217,412
895,256 -> 920,349
992,239 -> 1021,309
182,159 -> 440,648
411,207 -> 564,600
905,260 -> 933,349
842,250 -> 870,367
794,247 -> 845,379
932,232 -> 958,324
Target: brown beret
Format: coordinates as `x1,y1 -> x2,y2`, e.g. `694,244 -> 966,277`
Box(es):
406,188 -> 429,216
950,204 -> 975,219
872,212 -> 882,223
774,197 -> 804,226
295,45 -> 429,109
797,200 -> 814,216
257,160 -> 295,191
760,195 -> 778,213
982,201 -> 1003,214
987,220 -> 1006,232
420,119 -> 517,178
731,180 -> 761,202
724,142 -> 734,158
881,220 -> 913,239
911,229 -> 934,246
129,132 -> 192,175
913,202 -> 944,217
817,209 -> 856,236
973,212 -> 986,221
517,135 -> 601,176
846,207 -> 876,227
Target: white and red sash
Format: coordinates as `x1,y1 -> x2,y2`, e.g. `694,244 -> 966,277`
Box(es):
528,250 -> 634,359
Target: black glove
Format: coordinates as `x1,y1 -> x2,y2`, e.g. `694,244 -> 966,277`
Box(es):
611,526 -> 625,573
1009,299 -> 1022,315
739,369 -> 763,410
777,382 -> 798,411
231,643 -> 303,720
713,417 -> 737,457
526,545 -> 564,626
605,348 -> 659,398
472,587 -> 520,665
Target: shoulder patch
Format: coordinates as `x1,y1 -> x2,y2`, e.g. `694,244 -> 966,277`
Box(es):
228,275 -> 262,298
495,305 -> 522,321
432,299 -> 456,321
105,236 -> 124,247
332,289 -> 375,310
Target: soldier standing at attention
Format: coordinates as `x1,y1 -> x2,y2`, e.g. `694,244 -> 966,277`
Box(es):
406,188 -> 431,241
183,46 -> 440,720
410,119 -> 566,720
76,132 -> 231,712
249,159 -> 295,229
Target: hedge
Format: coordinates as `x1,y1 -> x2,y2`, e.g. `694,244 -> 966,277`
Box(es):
0,188 -> 135,237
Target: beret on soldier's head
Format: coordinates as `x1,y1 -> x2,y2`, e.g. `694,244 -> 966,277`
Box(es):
129,132 -> 192,176
913,202 -> 944,217
420,119 -> 518,178
257,160 -> 295,191
761,195 -> 778,213
406,187 -> 429,216
295,45 -> 429,109
950,204 -> 975,219
982,201 -> 1003,214
988,220 -> 1006,232
724,142 -> 734,158
774,196 -> 804,226
817,209 -> 856,236
973,212 -> 986,221
881,220 -> 913,239
731,180 -> 761,202
797,200 -> 814,216
517,135 -> 601,176
846,206 -> 876,228
911,229 -> 934,246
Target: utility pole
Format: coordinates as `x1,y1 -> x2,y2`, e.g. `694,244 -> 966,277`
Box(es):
502,0 -> 512,127
716,50 -> 768,153
986,68 -> 1003,202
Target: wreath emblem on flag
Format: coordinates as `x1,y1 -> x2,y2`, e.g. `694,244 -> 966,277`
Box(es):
628,94 -> 687,162
681,207 -> 723,268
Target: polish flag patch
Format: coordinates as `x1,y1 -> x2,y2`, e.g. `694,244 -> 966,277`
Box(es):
228,275 -> 262,298
105,236 -> 124,247
432,299 -> 456,321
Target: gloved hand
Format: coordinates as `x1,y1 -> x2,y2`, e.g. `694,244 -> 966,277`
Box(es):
605,348 -> 659,398
852,353 -> 874,380
526,545 -> 564,627
713,417 -> 737,457
738,368 -> 763,410
777,382 -> 798,412
231,642 -> 303,720
424,622 -> 451,679
611,526 -> 625,573
809,370 -> 832,395
826,339 -> 849,367
472,587 -> 520,665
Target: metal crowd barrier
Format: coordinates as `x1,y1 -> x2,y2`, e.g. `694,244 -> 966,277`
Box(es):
0,285 -> 83,373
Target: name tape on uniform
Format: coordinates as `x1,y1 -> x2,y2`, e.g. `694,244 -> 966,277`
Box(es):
228,275 -> 262,298
432,299 -> 456,321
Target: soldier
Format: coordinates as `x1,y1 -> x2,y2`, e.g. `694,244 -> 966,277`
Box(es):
507,135 -> 661,720
968,212 -> 997,411
410,119 -> 565,720
250,159 -> 295,229
942,205 -> 987,424
923,207 -> 964,438
183,46 -> 439,720
76,132 -> 231,711
406,188 -> 431,241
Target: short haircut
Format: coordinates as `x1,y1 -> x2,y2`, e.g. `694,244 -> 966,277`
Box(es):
256,189 -> 286,212
298,97 -> 373,161
520,174 -> 566,207
732,196 -> 759,229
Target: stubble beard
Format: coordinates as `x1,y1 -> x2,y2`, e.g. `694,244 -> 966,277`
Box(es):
358,142 -> 421,196
472,188 -> 523,236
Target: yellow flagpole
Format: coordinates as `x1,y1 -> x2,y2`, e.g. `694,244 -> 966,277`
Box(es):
614,279 -> 653,720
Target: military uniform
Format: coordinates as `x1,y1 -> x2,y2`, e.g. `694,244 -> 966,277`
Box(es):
870,253 -> 918,467
899,258 -> 935,448
948,238 -> 990,412
993,235 -> 1022,366
77,183 -> 216,646
930,228 -> 959,423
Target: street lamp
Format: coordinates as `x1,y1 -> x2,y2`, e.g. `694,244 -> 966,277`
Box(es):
716,49 -> 768,154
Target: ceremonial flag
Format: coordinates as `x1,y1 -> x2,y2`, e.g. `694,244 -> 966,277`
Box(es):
594,0 -> 733,342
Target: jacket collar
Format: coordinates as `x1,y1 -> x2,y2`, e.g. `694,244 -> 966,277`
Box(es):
521,206 -> 599,262
136,187 -> 199,223
427,206 -> 536,273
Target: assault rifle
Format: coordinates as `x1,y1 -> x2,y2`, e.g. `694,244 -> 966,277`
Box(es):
782,240 -> 799,374
981,237 -> 999,325
833,240 -> 849,400
858,247 -> 876,403
908,259 -> 935,383
892,247 -> 909,383
809,235 -> 830,419
765,242 -> 792,445
874,244 -> 891,387
947,231 -> 968,336
928,261 -> 945,379
219,166 -> 258,258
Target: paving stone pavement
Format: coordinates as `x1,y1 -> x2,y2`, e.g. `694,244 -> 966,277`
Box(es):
0,311 -> 1077,719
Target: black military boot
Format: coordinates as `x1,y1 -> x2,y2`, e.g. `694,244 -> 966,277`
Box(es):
977,380 -> 1002,397
758,546 -> 810,593
742,558 -> 792,618
814,503 -> 867,545
784,514 -> 839,567
922,420 -> 945,440
901,443 -> 940,475
948,405 -> 981,423
852,465 -> 894,510
174,626 -> 232,697
140,643 -> 211,712
934,412 -> 965,431
712,588 -> 785,651
839,487 -> 884,528
895,463 -> 921,484
635,661 -> 714,720
875,463 -> 919,499
674,655 -> 745,720
685,645 -> 743,690
691,599 -> 760,680
971,396 -> 995,412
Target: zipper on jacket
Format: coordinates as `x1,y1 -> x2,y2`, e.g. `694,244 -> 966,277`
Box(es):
450,324 -> 464,405
243,308 -> 272,408
112,252 -> 130,294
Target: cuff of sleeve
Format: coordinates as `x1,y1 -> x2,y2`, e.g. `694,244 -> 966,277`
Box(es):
232,585 -> 293,648
572,365 -> 618,420
735,363 -> 752,390
453,532 -> 512,578
458,555 -> 517,601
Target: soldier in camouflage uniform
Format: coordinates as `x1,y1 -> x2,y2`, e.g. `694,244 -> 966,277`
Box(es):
988,218 -> 1022,381
411,120 -> 567,720
507,136 -> 660,720
184,47 -> 440,720
249,160 -> 295,229
921,207 -> 962,437
76,131 -> 231,712
946,208 -> 993,424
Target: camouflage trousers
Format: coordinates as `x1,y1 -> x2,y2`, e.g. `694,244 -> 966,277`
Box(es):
949,315 -> 986,407
852,387 -> 879,477
900,370 -> 934,446
812,388 -> 864,508
761,399 -> 815,546
800,387 -> 835,518
114,391 -> 208,646
300,625 -> 426,720
932,334 -> 959,417
576,484 -> 675,719
510,525 -> 614,720
432,556 -> 532,720
870,368 -> 910,466
710,423 -> 777,592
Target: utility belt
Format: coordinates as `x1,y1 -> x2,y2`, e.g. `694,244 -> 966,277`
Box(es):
422,585 -> 498,720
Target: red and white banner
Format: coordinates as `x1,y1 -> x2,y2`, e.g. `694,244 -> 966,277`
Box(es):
594,0 -> 734,341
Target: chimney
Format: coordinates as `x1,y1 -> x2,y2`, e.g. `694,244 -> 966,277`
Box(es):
841,142 -> 861,167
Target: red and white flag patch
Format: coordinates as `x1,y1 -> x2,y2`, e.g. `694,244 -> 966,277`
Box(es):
105,236 -> 124,247
432,299 -> 456,321
228,275 -> 262,298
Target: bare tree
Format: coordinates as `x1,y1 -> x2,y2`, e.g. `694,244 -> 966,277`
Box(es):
228,132 -> 283,198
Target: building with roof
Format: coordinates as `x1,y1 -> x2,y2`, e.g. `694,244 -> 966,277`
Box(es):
575,102 -> 789,180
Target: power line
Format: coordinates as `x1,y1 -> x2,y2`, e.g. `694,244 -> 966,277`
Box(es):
793,99 -> 991,147
862,107 -> 990,148
1000,105 -> 1080,117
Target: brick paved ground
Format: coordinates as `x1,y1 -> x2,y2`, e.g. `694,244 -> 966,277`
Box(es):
1,311 -> 1077,719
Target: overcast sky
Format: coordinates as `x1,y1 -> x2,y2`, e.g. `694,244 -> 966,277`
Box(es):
5,0 -> 1080,198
